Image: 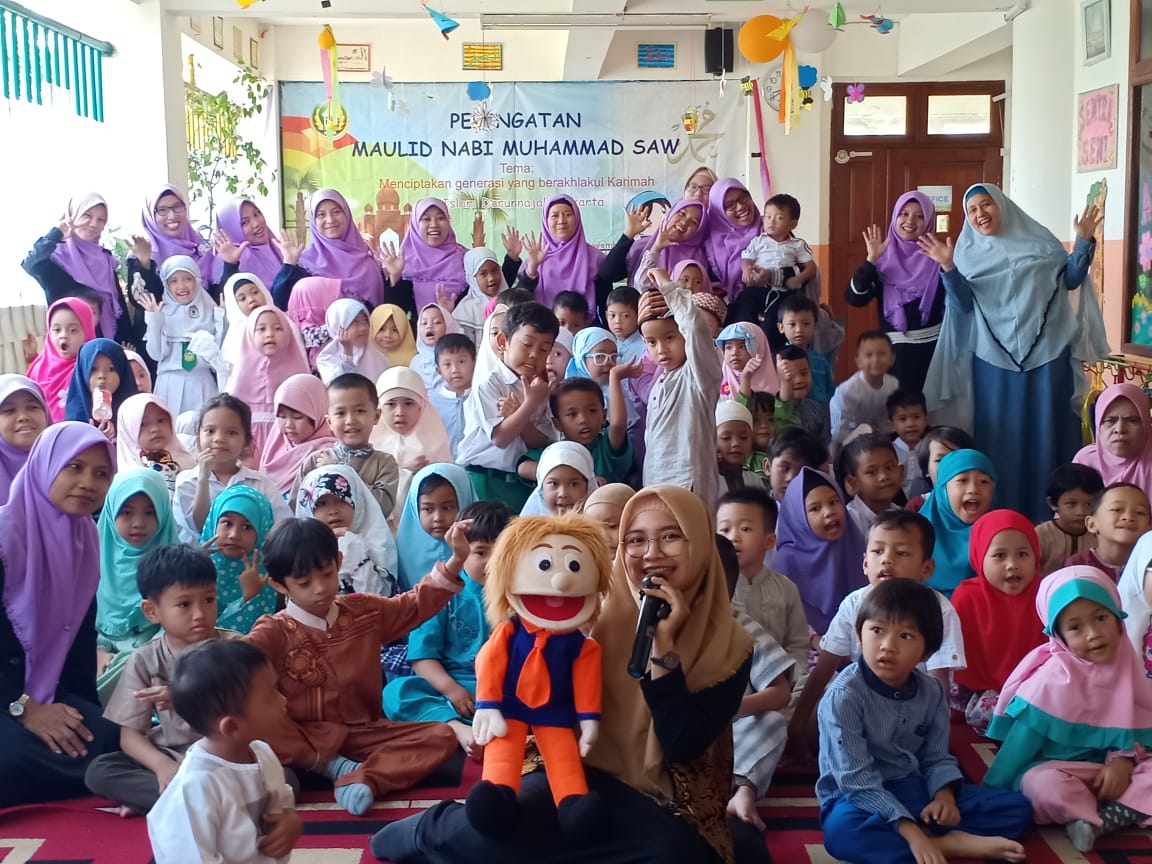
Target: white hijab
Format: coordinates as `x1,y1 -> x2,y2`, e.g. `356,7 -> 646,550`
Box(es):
221,272 -> 273,366
1118,532 -> 1152,659
316,298 -> 390,384
520,440 -> 598,516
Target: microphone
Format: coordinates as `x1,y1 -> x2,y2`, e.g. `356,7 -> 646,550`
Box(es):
628,574 -> 671,679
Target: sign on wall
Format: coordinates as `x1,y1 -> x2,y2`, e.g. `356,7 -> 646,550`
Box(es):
1077,84 -> 1117,172
279,80 -> 746,248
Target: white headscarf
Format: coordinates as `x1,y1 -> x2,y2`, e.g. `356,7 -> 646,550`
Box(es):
474,303 -> 507,384
158,256 -> 218,340
455,248 -> 508,346
221,272 -> 272,367
295,462 -> 398,594
1118,531 -> 1152,660
521,440 -> 598,516
316,298 -> 390,384
116,392 -> 194,471
370,367 -> 452,471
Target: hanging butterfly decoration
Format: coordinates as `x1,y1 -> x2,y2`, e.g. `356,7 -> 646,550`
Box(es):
470,101 -> 498,133
861,14 -> 895,33
798,65 -> 818,110
820,76 -> 833,102
371,69 -> 394,90
682,108 -> 701,135
846,83 -> 866,104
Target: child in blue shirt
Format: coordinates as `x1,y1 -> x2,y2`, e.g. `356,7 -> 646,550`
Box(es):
383,501 -> 512,758
816,579 -> 1032,864
777,293 -> 835,405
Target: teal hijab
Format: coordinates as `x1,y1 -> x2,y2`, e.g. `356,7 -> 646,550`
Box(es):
200,484 -> 277,634
921,448 -> 997,597
395,463 -> 476,591
96,468 -> 179,639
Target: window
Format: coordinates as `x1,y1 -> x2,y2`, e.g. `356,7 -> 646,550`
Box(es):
927,94 -> 992,135
843,95 -> 906,136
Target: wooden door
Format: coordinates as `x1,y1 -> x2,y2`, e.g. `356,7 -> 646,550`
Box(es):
826,82 -> 1005,381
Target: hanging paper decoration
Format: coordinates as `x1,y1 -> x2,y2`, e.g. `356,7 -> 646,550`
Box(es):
846,83 -> 866,103
829,3 -> 847,28
740,76 -> 755,95
738,15 -> 787,64
237,0 -> 261,7
861,14 -> 895,33
768,10 -> 805,134
798,65 -> 818,110
371,68 -> 394,89
467,81 -> 492,101
317,25 -> 342,141
422,1 -> 460,39
683,108 -> 701,135
820,76 -> 834,101
470,101 -> 498,132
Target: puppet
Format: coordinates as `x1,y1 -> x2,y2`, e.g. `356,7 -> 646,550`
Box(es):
466,513 -> 612,836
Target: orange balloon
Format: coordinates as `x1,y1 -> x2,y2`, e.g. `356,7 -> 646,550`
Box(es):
739,15 -> 787,64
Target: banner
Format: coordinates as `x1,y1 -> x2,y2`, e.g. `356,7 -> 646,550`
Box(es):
280,80 -> 748,251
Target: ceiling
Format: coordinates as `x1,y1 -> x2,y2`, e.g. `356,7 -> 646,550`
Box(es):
162,0 -> 1023,23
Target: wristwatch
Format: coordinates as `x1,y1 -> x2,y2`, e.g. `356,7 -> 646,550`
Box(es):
8,694 -> 29,718
650,652 -> 681,671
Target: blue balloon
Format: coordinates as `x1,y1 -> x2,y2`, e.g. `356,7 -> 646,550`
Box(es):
798,65 -> 819,89
467,81 -> 492,101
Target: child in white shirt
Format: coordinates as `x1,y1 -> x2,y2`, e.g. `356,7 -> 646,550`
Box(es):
147,640 -> 299,864
428,333 -> 476,458
829,331 -> 899,449
741,194 -> 817,291
841,434 -> 904,539
887,389 -> 931,499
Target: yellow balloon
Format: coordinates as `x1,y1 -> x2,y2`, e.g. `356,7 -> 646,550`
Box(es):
739,15 -> 787,64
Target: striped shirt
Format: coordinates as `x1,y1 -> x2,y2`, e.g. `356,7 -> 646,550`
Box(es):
816,660 -> 962,823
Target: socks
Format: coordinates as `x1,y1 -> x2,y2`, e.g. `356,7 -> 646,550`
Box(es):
1065,819 -> 1102,853
1099,800 -> 1147,832
326,755 -> 361,783
335,782 -> 375,816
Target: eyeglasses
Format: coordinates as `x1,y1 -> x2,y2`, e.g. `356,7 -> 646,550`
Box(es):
155,205 -> 187,217
686,182 -> 713,194
584,352 -> 618,367
623,531 -> 687,558
724,194 -> 754,213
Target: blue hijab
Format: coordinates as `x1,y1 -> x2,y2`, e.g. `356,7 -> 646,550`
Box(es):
564,327 -> 617,381
772,467 -> 866,633
395,463 -> 476,591
921,448 -> 997,597
200,484 -> 276,634
64,338 -> 138,424
96,469 -> 179,640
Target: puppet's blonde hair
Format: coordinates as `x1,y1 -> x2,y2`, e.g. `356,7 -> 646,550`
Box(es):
484,513 -> 612,628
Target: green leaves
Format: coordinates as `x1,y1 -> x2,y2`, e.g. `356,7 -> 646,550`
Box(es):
185,63 -> 276,226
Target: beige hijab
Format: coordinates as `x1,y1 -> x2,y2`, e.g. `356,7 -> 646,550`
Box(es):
587,484 -> 752,862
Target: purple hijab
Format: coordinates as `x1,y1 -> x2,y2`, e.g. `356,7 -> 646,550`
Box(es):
704,178 -> 761,302
298,189 -> 385,307
772,467 -> 867,633
535,195 -> 605,308
211,196 -> 284,287
0,375 -> 48,503
626,199 -> 709,288
50,192 -> 121,338
399,197 -> 468,310
0,422 -> 113,703
874,190 -> 941,333
141,185 -> 214,288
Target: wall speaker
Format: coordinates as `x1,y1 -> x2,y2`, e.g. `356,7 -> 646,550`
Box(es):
704,28 -> 733,76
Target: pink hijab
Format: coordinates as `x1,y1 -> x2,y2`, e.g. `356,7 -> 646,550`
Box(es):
399,198 -> 468,310
716,321 -> 779,399
287,275 -> 341,368
260,373 -> 336,493
27,298 -> 96,422
227,306 -> 309,408
993,565 -> 1152,734
1074,383 -> 1152,494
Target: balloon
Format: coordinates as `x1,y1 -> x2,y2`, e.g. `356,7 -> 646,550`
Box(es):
790,9 -> 837,53
739,15 -> 787,64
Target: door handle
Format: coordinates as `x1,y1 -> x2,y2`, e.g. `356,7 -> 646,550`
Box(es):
834,149 -> 874,164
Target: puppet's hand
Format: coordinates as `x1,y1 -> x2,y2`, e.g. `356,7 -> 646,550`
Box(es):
472,708 -> 507,745
578,718 -> 599,756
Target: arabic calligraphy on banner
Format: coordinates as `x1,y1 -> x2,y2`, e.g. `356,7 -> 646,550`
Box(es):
279,80 -> 747,245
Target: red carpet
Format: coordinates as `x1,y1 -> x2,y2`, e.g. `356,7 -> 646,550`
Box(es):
1,725 -> 1149,863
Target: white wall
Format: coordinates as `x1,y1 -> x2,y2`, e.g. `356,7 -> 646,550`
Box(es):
0,1 -> 187,304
